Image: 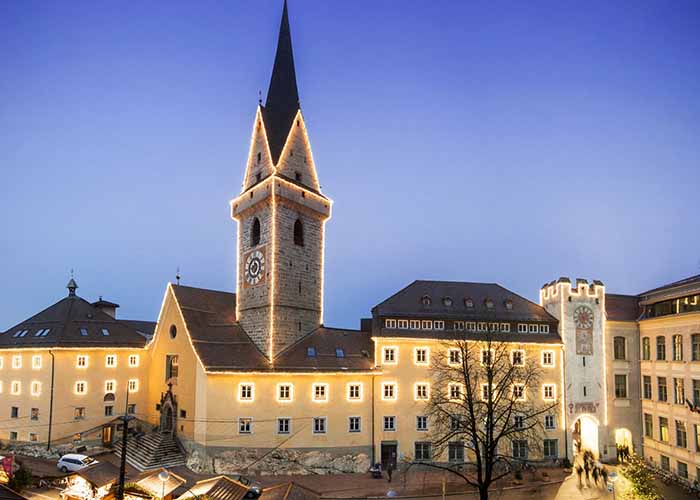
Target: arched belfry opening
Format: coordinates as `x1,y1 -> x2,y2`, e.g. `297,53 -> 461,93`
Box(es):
251,217 -> 261,247
294,218 -> 304,246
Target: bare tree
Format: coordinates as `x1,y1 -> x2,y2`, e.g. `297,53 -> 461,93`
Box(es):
423,331 -> 559,500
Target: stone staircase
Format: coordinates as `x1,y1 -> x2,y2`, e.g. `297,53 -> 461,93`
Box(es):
113,432 -> 186,471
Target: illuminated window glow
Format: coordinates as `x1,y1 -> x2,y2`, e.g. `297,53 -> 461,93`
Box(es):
543,384 -> 556,400
347,383 -> 363,401
448,348 -> 461,366
12,356 -> 22,369
128,355 -> 139,367
32,355 -> 42,370
128,379 -> 139,393
76,355 -> 88,368
105,380 -> 116,393
382,346 -> 397,364
106,355 -> 117,367
414,382 -> 430,400
512,384 -> 525,401
31,381 -> 41,396
541,351 -> 555,367
511,350 -> 525,366
11,381 -> 21,395
414,347 -> 429,365
75,381 -> 87,395
312,383 -> 328,402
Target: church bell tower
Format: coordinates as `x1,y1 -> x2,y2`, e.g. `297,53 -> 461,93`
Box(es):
231,1 -> 331,360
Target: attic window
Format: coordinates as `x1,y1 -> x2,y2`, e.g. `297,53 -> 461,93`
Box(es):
505,299 -> 513,310
464,298 -> 474,308
442,297 -> 453,307
485,299 -> 494,309
421,295 -> 432,306
80,328 -> 88,336
307,347 -> 316,357
336,348 -> 345,358
101,328 -> 110,336
13,330 -> 28,338
34,329 -> 50,337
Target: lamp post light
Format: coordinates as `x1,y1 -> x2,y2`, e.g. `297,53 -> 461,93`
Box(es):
158,469 -> 169,500
608,471 -> 618,500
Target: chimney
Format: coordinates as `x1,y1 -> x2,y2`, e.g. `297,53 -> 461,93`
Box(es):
92,297 -> 120,319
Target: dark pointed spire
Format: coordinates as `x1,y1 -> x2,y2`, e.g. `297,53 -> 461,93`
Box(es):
263,0 -> 300,164
67,278 -> 78,297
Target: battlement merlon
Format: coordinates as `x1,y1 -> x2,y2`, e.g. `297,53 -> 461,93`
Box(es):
540,277 -> 606,304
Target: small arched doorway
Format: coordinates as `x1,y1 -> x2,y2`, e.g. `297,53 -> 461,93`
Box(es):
572,415 -> 599,458
615,428 -> 633,452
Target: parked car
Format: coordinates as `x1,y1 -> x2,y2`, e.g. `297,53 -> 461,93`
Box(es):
56,454 -> 97,473
230,474 -> 262,498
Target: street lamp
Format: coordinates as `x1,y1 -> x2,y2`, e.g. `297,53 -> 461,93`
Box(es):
158,469 -> 170,500
608,471 -> 618,500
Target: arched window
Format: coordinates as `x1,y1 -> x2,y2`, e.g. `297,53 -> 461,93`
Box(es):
251,217 -> 261,247
294,219 -> 304,246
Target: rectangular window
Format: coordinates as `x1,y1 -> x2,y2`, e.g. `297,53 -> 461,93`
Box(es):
449,383 -> 463,400
75,381 -> 87,394
382,347 -> 397,364
397,319 -> 409,329
660,455 -> 670,471
74,407 -> 86,420
511,350 -> 524,366
514,415 -> 524,430
348,416 -> 361,433
410,320 -> 420,330
518,324 -> 528,333
31,408 -> 39,421
29,433 -> 38,442
128,379 -> 139,393
694,380 -> 700,406
313,417 -> 326,434
644,413 -> 653,438
416,416 -> 428,431
105,355 -> 117,367
165,355 -> 179,380
105,405 -> 114,417
489,322 -> 499,332
613,337 -> 626,360
529,324 -> 538,333
678,461 -> 688,479
466,322 -> 476,332
76,355 -> 88,368
477,322 -> 487,332
313,383 -> 328,402
512,384 -> 525,401
659,417 -> 669,442
347,383 -> 362,401
542,351 -> 555,367
278,418 -> 290,434
101,328 -> 110,336
448,348 -> 461,365
448,442 -> 464,463
512,440 -> 528,459
415,442 -> 431,461
12,355 -> 22,369
9,432 -> 17,441
11,381 -> 21,395
278,383 -> 293,402
501,323 -> 511,333
643,376 -> 652,399
414,348 -> 428,365
105,380 -> 115,393
481,384 -> 492,401
674,378 -> 685,405
657,336 -> 666,360
31,381 -> 41,396
128,355 -> 139,367
692,334 -> 700,361
544,415 -> 556,430
658,377 -> 667,402
642,337 -> 651,360
676,420 -> 688,448
539,324 -> 550,334
415,383 -> 429,400
543,384 -> 556,400
695,424 -> 700,452
673,335 -> 683,361
80,328 -> 88,336
127,404 -> 136,415
238,417 -> 252,434
434,320 -> 444,330
543,439 -> 558,459
239,383 -> 254,401
614,374 -> 628,399
421,320 -> 433,330
481,349 -> 493,365
32,355 -> 42,370
11,407 -> 19,418
384,319 -> 397,329
383,416 -> 396,431
382,382 -> 396,401
454,321 -> 464,331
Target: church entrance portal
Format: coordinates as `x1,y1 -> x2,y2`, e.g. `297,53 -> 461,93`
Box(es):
615,428 -> 633,453
572,415 -> 599,458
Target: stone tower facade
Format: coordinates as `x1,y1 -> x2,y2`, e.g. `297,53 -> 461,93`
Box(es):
231,2 -> 331,360
541,278 -> 611,459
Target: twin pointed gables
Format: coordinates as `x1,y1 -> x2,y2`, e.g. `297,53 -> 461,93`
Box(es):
241,107 -> 320,194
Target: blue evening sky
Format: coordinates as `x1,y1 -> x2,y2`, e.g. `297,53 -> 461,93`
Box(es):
1,0 -> 699,329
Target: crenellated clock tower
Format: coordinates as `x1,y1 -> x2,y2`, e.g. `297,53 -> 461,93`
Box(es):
231,1 -> 331,360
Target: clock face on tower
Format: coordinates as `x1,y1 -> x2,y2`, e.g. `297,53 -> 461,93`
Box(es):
574,306 -> 594,329
244,249 -> 266,286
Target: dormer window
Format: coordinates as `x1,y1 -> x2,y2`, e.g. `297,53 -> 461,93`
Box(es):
442,297 -> 453,307
307,347 -> 316,357
485,299 -> 494,309
421,295 -> 432,306
335,348 -> 345,358
464,298 -> 474,308
505,299 -> 513,310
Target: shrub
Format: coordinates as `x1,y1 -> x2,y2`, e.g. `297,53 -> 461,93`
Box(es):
9,465 -> 33,492
619,454 -> 661,500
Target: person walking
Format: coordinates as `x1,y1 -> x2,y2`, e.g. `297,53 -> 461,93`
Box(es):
386,462 -> 393,483
591,466 -> 600,486
575,464 -> 584,487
